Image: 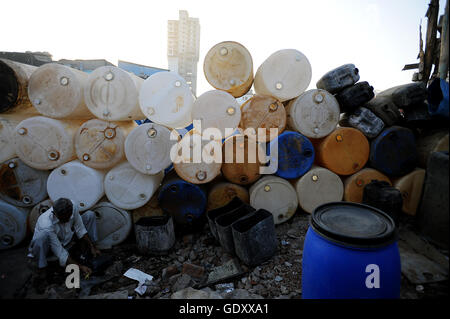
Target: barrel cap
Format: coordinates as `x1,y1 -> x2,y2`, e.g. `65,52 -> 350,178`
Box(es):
311,202 -> 397,248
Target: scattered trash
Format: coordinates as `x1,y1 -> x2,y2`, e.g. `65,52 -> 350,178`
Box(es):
205,259 -> 244,287
275,276 -> 283,282
123,268 -> 154,295
416,285 -> 424,293
215,283 -> 234,294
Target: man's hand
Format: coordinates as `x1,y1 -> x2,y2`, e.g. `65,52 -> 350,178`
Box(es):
91,246 -> 101,257
79,265 -> 92,276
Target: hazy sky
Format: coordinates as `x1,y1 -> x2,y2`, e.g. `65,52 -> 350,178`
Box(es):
1,0 -> 446,95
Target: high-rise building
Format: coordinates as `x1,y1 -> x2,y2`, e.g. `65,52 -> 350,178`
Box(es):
167,10 -> 200,96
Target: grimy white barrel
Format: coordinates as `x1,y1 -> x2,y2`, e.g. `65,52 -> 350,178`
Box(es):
47,160 -> 105,212
13,116 -> 83,170
173,131 -> 222,184
90,201 -> 132,249
125,122 -> 176,175
0,157 -> 49,207
0,114 -> 31,163
0,59 -> 39,115
84,66 -> 145,121
0,199 -> 29,250
131,191 -> 166,224
239,94 -> 286,142
104,161 -> 164,210
286,89 -> 340,139
191,90 -> 241,139
254,49 -> 312,102
75,119 -> 137,170
250,175 -> 298,224
295,166 -> 344,214
28,199 -> 53,233
203,41 -> 253,98
28,63 -> 93,119
392,168 -> 426,216
139,71 -> 193,128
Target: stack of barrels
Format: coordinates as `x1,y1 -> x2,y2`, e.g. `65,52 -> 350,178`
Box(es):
1,41 -> 448,252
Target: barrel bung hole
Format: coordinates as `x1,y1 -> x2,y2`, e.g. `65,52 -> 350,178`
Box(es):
1,235 -> 13,246
170,185 -> 178,193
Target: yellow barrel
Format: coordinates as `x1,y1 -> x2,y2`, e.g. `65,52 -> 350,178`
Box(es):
343,168 -> 391,203
28,63 -> 93,119
392,168 -> 426,216
204,41 -> 253,98
239,95 -> 286,142
0,59 -> 39,116
207,181 -> 249,211
75,119 -> 137,170
315,127 -> 370,176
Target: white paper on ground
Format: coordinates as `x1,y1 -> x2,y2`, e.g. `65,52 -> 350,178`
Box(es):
123,268 -> 154,295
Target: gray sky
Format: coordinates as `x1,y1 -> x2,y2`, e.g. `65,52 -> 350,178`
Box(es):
1,0 -> 446,94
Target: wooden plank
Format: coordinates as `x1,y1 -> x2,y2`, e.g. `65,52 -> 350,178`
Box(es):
423,0 -> 440,84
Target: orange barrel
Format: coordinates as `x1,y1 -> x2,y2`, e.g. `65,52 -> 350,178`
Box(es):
173,131 -> 222,184
139,71 -> 194,128
131,190 -> 166,224
1,114 -> 31,163
124,122 -> 176,175
392,168 -> 426,216
84,66 -> 145,121
254,49 -> 312,102
203,41 -> 253,98
104,162 -> 164,210
191,90 -> 241,139
295,166 -> 344,214
75,119 -> 137,170
315,127 -> 370,176
221,134 -> 264,185
27,199 -> 53,233
286,89 -> 340,139
249,175 -> 298,224
13,116 -> 83,170
416,130 -> 449,168
28,63 -> 93,119
0,59 -> 39,115
239,94 -> 286,142
207,181 -> 249,211
343,168 -> 391,203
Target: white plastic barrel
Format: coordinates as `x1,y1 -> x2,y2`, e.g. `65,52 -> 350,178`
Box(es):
286,89 -> 340,139
131,191 -> 166,224
75,119 -> 137,170
0,59 -> 39,116
28,63 -> 92,119
139,71 -> 193,128
203,41 -> 253,98
0,199 -> 28,250
13,116 -> 82,170
173,132 -> 222,184
294,166 -> 344,214
47,160 -> 105,212
249,175 -> 298,224
0,114 -> 30,164
0,157 -> 49,207
90,201 -> 132,249
84,66 -> 145,121
125,123 -> 176,175
105,162 -> 164,210
392,168 -> 426,216
28,199 -> 53,233
191,90 -> 241,139
254,49 -> 312,102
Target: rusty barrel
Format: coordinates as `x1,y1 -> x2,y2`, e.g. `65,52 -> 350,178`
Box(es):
343,168 -> 391,203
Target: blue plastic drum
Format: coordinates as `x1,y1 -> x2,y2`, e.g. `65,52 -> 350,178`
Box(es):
428,78 -> 449,119
268,131 -> 315,179
369,126 -> 417,176
158,175 -> 207,232
302,202 -> 401,299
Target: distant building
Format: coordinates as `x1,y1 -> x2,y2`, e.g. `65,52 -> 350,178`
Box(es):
167,10 -> 200,96
118,60 -> 168,79
57,59 -> 115,73
0,51 -> 52,66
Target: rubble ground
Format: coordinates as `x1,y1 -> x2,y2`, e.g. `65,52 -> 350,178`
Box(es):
0,210 -> 448,299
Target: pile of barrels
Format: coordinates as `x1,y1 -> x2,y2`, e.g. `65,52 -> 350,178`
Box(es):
0,41 -> 449,254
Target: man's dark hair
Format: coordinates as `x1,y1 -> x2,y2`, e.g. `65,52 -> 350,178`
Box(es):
53,198 -> 73,218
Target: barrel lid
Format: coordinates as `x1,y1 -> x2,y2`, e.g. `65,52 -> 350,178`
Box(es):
28,63 -> 85,119
311,202 -> 397,248
203,41 -> 253,98
287,89 -> 340,139
139,72 -> 193,128
85,66 -> 144,121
